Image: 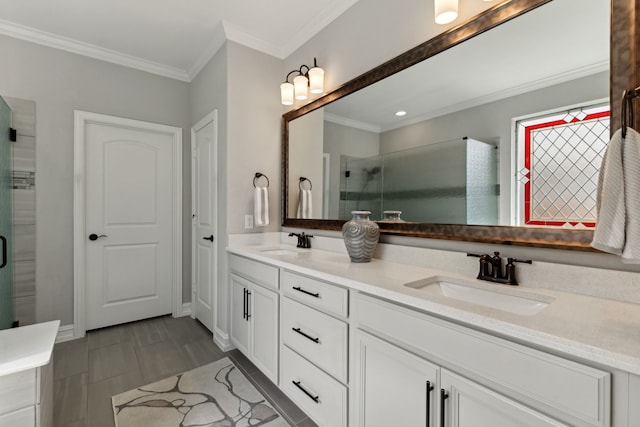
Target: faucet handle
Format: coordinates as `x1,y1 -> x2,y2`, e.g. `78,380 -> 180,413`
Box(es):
510,258 -> 532,264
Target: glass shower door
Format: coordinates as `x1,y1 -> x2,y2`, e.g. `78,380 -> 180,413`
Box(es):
0,97 -> 14,329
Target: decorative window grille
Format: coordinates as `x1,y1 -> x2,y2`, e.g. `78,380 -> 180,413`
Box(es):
516,104 -> 610,228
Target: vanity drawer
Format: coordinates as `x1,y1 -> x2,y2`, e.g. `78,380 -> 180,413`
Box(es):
229,254 -> 279,291
0,406 -> 35,427
280,345 -> 347,427
281,297 -> 348,382
354,292 -> 611,427
281,270 -> 348,318
0,368 -> 36,415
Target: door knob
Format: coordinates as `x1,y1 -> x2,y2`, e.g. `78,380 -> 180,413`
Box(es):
202,235 -> 214,242
88,233 -> 107,241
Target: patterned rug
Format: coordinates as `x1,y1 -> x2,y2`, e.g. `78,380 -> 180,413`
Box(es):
112,357 -> 290,427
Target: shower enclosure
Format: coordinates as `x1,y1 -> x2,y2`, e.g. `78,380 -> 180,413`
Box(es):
0,97 -> 14,329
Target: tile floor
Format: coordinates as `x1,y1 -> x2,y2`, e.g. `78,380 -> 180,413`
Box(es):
53,315 -> 318,427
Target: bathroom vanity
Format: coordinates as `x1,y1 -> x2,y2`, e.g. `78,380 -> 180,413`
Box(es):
0,320 -> 59,427
227,241 -> 640,427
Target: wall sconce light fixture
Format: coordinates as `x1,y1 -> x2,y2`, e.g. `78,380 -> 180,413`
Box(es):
435,0 -> 494,25
281,58 -> 324,105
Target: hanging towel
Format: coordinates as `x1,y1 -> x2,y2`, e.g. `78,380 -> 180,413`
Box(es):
592,128 -> 640,262
254,186 -> 269,227
296,189 -> 312,219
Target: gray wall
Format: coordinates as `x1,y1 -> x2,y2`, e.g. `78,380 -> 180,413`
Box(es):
0,35 -> 190,326
190,41 -> 282,338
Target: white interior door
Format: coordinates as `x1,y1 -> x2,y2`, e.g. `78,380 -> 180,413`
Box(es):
82,114 -> 180,330
192,111 -> 217,332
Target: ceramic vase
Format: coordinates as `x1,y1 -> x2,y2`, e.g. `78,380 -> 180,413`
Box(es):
381,210 -> 404,222
342,210 -> 380,263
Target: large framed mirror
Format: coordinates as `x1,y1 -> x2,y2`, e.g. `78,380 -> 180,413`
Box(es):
282,0 -> 640,251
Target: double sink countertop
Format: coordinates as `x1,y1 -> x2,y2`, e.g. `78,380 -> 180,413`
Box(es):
228,244 -> 640,376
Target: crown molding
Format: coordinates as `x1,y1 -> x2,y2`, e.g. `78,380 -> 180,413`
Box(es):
187,22 -> 228,81
0,18 -> 190,82
324,112 -> 380,133
280,0 -> 359,59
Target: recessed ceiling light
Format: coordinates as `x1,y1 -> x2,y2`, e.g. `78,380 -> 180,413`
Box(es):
395,111 -> 407,116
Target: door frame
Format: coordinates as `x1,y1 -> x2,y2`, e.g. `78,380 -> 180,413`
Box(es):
190,110 -> 219,331
73,110 -> 183,339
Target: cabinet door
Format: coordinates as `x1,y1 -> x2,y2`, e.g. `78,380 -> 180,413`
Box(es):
441,369 -> 569,427
250,284 -> 279,384
229,274 -> 250,355
352,330 -> 439,427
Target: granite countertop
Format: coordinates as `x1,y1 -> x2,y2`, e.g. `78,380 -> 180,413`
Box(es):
228,244 -> 640,376
0,320 -> 60,377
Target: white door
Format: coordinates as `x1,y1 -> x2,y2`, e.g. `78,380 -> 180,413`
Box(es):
191,111 -> 217,331
229,274 -> 250,355
441,369 -> 569,427
249,284 -> 279,383
81,113 -> 180,330
351,329 -> 440,427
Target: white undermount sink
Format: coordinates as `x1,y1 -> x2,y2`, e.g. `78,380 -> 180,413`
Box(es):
259,247 -> 302,256
404,276 -> 553,316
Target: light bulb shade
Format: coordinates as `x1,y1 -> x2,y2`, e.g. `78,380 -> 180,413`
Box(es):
294,75 -> 308,100
280,82 -> 294,105
308,66 -> 324,94
435,0 -> 458,24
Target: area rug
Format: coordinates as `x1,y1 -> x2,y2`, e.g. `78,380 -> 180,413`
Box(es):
112,357 -> 291,427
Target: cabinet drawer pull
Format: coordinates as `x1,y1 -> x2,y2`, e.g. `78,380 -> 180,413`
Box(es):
426,380 -> 434,427
440,389 -> 448,427
243,288 -> 247,320
292,286 -> 320,298
292,327 -> 320,343
292,380 -> 319,403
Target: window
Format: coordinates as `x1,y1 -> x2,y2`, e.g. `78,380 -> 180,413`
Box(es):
515,104 -> 610,228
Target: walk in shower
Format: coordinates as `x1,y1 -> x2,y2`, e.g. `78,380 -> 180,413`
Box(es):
0,97 -> 14,329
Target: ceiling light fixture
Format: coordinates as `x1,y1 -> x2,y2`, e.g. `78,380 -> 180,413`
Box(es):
281,58 -> 324,105
434,0 -> 495,25
395,111 -> 407,116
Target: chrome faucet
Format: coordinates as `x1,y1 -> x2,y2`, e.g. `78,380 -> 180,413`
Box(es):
467,251 -> 531,286
288,232 -> 313,248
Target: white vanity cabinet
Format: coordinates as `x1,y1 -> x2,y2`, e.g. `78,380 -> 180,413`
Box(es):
352,292 -> 611,427
0,357 -> 53,427
279,270 -> 349,427
229,255 -> 279,383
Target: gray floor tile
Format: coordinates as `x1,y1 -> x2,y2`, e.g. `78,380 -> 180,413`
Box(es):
54,372 -> 88,426
88,371 -> 144,427
128,316 -> 170,347
163,315 -> 211,345
134,339 -> 193,384
87,324 -> 131,350
54,338 -> 88,380
182,336 -> 226,369
88,342 -> 139,383
228,348 -> 260,374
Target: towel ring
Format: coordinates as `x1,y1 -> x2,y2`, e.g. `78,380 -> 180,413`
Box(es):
253,172 -> 269,188
299,177 -> 312,190
622,86 -> 639,139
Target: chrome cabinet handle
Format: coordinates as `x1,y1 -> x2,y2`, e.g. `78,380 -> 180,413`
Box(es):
292,380 -> 319,403
292,327 -> 319,343
292,286 -> 319,298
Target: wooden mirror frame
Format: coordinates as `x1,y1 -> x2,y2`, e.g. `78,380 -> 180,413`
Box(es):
282,0 -> 640,251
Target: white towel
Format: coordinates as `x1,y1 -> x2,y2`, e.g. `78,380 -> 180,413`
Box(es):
296,189 -> 312,219
592,128 -> 640,262
254,186 -> 269,227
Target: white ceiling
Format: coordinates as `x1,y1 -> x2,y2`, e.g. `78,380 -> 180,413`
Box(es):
0,0 -> 359,81
325,0 -> 610,132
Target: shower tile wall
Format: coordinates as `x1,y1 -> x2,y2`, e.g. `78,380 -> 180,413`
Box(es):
5,96 -> 36,326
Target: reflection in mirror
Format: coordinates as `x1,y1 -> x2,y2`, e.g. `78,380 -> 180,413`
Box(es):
286,0 -> 609,231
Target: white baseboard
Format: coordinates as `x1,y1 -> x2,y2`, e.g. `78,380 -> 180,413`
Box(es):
176,302 -> 192,317
214,327 -> 233,351
56,324 -> 76,343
